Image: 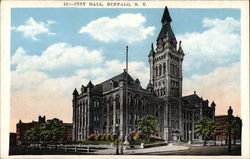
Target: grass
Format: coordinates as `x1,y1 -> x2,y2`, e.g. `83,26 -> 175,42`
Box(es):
65,140 -> 115,145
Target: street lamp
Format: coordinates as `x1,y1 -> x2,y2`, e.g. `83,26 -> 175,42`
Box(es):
115,124 -> 119,155
227,106 -> 233,154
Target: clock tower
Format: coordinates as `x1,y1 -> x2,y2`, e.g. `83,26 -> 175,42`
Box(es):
148,6 -> 184,141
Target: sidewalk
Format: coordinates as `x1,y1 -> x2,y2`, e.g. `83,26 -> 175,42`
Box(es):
91,144 -> 190,155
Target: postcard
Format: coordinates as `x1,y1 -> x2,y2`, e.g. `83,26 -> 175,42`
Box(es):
1,0 -> 249,159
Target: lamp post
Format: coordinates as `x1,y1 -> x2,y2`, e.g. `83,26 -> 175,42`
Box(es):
115,124 -> 119,155
227,106 -> 233,154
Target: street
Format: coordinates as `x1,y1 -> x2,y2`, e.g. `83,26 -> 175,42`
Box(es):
135,144 -> 241,155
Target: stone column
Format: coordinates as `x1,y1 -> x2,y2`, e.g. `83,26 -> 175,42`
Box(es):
113,99 -> 116,133
164,102 -> 169,141
106,102 -> 110,134
179,101 -> 182,141
192,111 -> 195,140
84,101 -> 87,139
87,97 -> 90,136
188,130 -> 192,144
72,99 -> 76,141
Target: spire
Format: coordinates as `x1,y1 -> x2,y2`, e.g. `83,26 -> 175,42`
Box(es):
148,43 -> 155,56
211,101 -> 216,107
157,6 -> 176,45
72,88 -> 79,96
161,6 -> 172,24
87,80 -> 94,88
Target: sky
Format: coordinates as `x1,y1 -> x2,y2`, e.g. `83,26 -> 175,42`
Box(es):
10,8 -> 241,132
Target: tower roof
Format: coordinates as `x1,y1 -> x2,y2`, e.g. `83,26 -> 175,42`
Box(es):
148,43 -> 155,56
146,82 -> 153,89
87,80 -> 94,88
157,7 -> 176,42
72,88 -> 79,96
161,6 -> 172,23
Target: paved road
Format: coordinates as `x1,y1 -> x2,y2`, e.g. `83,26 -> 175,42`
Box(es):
9,144 -> 241,156
136,144 -> 241,155
92,144 -> 189,155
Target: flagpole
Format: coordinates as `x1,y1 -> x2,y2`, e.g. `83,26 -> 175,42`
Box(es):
126,46 -> 128,135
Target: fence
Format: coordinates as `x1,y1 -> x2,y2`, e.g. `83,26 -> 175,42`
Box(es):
29,144 -> 92,152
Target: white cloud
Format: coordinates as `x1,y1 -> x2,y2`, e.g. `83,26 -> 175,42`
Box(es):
79,13 -> 155,43
76,60 -> 149,88
177,17 -> 240,73
183,62 -> 240,116
11,43 -> 104,72
12,17 -> 56,40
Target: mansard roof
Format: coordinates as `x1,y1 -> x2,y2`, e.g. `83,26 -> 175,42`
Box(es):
182,93 -> 203,105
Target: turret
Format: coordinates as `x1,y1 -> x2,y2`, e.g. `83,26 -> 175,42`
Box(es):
148,43 -> 155,57
87,81 -> 94,92
72,88 -> 79,97
81,85 -> 85,93
146,81 -> 154,93
211,101 -> 216,107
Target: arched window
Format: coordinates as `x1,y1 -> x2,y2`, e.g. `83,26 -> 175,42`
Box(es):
159,64 -> 162,76
163,63 -> 166,74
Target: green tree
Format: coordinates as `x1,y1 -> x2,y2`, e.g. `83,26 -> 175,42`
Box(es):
24,127 -> 41,143
40,122 -> 65,146
224,117 -> 242,145
231,117 -> 242,144
137,115 -> 159,142
195,117 -> 214,146
24,122 -> 65,146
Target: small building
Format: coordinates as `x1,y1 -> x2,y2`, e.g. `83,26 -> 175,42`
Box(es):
214,115 -> 242,144
16,115 -> 73,145
9,133 -> 17,147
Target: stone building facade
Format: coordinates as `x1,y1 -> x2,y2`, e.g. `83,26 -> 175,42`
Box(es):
72,6 -> 215,142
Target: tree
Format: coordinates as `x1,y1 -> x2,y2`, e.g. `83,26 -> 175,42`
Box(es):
24,127 -> 41,144
137,115 -> 159,141
24,122 -> 65,146
231,117 -> 242,144
195,117 -> 214,146
225,117 -> 242,145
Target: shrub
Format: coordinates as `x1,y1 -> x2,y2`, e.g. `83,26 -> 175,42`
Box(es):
149,135 -> 161,142
110,134 -> 117,141
87,134 -> 97,141
133,131 -> 142,141
105,133 -> 111,141
95,134 -> 102,141
100,134 -> 106,141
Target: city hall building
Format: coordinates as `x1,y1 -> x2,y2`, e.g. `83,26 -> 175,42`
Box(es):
72,7 -> 216,142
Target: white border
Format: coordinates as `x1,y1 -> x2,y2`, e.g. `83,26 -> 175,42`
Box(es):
1,0 -> 249,159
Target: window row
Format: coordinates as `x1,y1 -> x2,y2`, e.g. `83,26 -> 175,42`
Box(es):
154,63 -> 166,77
156,88 -> 166,96
155,80 -> 165,88
154,54 -> 166,62
170,63 -> 179,77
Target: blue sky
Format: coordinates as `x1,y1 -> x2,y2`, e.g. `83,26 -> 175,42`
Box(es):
11,8 -> 240,77
10,7 -> 241,132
